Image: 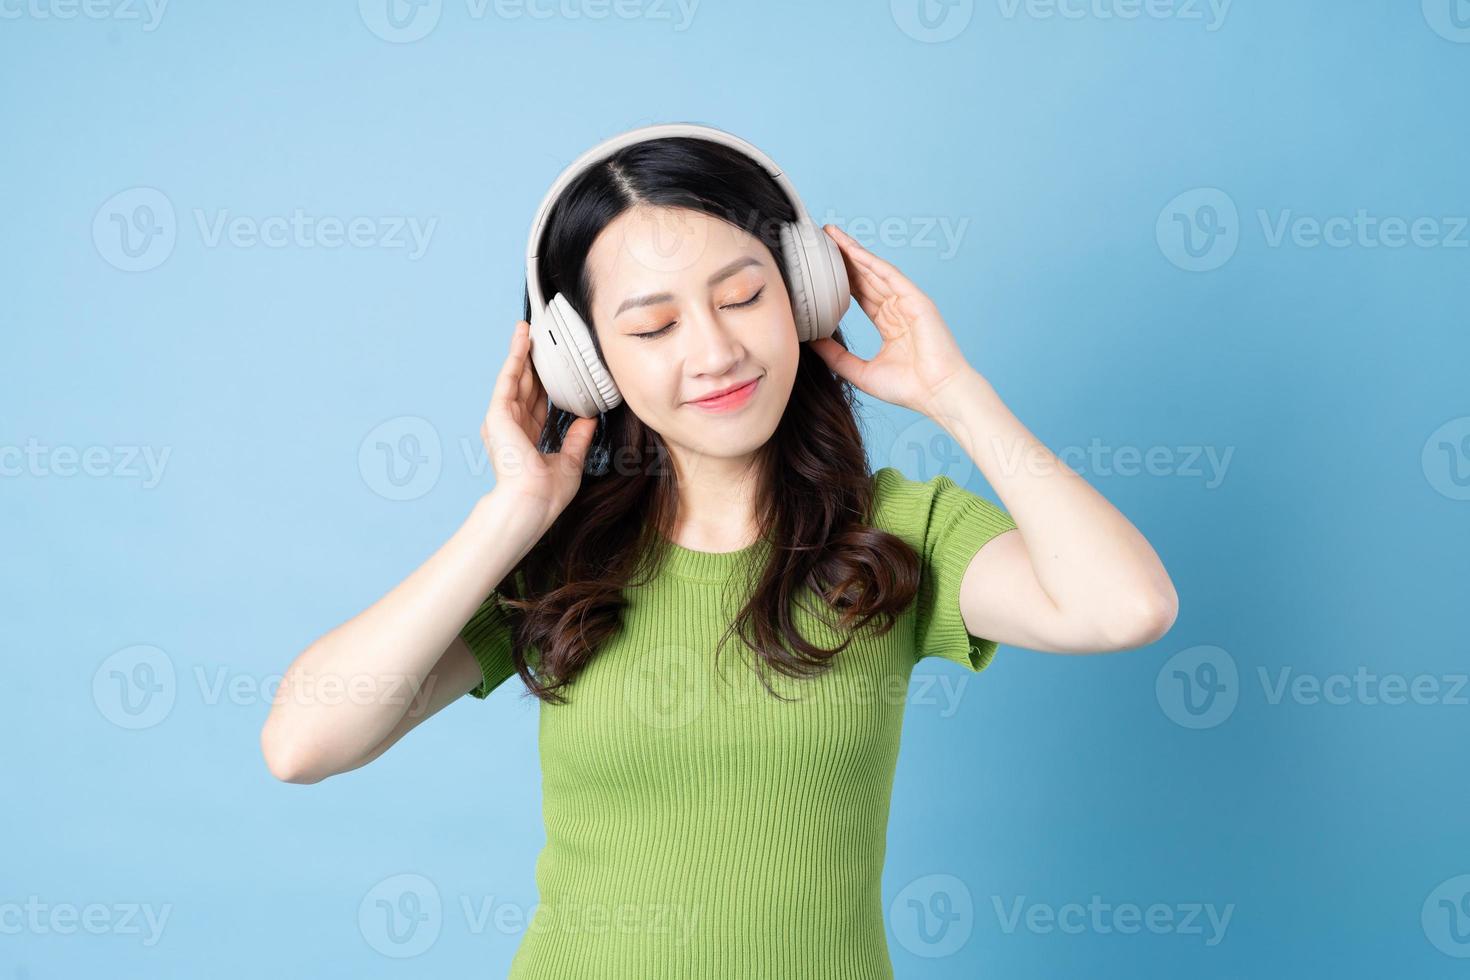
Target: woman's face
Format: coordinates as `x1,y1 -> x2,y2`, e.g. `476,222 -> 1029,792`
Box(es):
583,205 -> 798,475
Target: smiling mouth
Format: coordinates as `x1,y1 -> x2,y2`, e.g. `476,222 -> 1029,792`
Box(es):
686,376 -> 761,410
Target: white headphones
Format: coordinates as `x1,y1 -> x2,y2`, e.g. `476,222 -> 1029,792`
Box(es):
524,122 -> 852,418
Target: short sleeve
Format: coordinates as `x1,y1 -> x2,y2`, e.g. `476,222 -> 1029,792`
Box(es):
874,467 -> 1018,672
460,591 -> 518,699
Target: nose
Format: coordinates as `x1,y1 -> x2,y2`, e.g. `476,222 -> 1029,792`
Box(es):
681,302 -> 745,377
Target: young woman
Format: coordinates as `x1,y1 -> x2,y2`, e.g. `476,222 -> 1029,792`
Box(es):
261,126 -> 1178,978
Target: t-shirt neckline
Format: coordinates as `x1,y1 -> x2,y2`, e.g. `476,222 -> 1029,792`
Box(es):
655,530 -> 773,583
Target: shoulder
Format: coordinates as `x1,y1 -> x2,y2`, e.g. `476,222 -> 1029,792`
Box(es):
868,465 -> 960,536
869,466 -> 1015,556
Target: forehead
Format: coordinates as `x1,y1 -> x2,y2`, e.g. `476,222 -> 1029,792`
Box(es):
586,206 -> 763,304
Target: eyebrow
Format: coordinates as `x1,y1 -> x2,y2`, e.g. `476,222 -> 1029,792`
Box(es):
613,256 -> 763,318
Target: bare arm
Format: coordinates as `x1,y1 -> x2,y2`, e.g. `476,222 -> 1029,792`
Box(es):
937,370 -> 1179,653
259,490 -> 546,784
260,319 -> 597,784
813,224 -> 1178,654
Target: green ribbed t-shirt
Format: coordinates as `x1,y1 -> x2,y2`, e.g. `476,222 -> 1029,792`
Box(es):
459,466 -> 1017,979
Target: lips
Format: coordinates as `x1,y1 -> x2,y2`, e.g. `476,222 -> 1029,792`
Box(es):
688,378 -> 759,405
685,376 -> 762,413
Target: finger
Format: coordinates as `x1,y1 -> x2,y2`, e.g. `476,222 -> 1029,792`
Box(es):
495,321 -> 532,407
528,390 -> 549,437
831,233 -> 896,306
825,225 -> 914,297
825,225 -> 893,305
517,337 -> 537,405
558,416 -> 597,469
845,271 -> 886,325
809,336 -> 869,387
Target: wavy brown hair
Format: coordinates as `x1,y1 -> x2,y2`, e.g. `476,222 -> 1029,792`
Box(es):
495,134 -> 922,704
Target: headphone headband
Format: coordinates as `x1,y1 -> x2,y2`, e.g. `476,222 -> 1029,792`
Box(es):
524,122 -> 817,312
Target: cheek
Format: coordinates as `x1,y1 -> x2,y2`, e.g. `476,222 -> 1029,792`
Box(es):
603,345 -> 677,409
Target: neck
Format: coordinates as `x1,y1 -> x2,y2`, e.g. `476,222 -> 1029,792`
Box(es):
665,444 -> 763,551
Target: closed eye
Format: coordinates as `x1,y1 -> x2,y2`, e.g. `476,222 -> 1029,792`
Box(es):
631,286 -> 766,341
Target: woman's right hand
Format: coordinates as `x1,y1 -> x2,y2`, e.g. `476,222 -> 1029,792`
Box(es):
480,319 -> 598,531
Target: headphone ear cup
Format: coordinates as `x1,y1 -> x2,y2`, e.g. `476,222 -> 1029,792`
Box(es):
551,293 -> 622,414
528,294 -> 621,418
821,232 -> 852,335
778,222 -> 818,342
780,220 -> 852,342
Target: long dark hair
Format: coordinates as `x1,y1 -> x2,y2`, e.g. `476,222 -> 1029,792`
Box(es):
496,134 -> 922,704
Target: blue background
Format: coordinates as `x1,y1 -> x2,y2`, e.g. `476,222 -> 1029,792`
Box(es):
4,1 -> 1467,977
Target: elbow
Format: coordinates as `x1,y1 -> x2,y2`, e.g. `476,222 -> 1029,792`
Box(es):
1101,588 -> 1179,651
260,719 -> 329,785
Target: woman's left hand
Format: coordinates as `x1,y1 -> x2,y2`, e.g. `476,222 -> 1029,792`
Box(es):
809,224 -> 979,417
